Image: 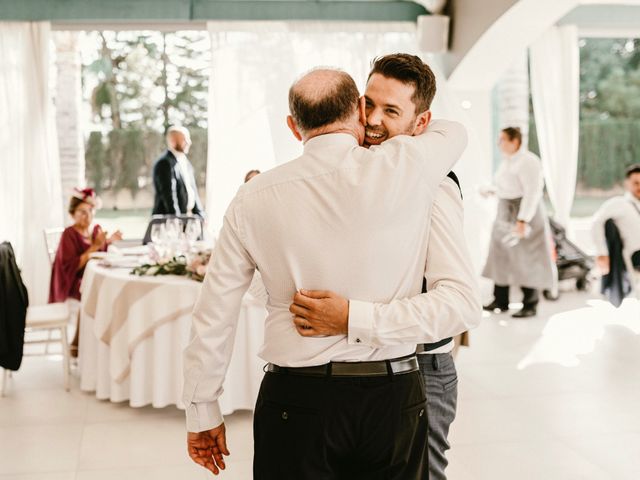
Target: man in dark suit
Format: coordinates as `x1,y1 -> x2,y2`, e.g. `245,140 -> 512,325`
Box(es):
152,126 -> 204,217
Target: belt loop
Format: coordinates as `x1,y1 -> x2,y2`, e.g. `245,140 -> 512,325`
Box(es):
432,354 -> 439,371
386,359 -> 394,380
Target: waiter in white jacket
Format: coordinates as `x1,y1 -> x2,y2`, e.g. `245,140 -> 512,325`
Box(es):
482,127 -> 556,318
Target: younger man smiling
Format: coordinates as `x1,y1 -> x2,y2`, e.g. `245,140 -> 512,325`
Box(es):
290,54 -> 480,480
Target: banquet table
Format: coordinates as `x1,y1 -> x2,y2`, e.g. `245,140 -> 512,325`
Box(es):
79,260 -> 267,414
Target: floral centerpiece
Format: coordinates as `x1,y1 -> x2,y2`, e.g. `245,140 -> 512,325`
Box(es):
132,249 -> 212,282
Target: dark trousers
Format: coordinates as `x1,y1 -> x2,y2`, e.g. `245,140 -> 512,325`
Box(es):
494,284 -> 539,309
253,369 -> 429,480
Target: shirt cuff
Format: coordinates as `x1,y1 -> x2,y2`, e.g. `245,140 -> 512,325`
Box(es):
186,401 -> 223,433
347,299 -> 375,346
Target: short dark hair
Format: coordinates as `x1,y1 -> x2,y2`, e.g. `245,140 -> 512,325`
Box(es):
501,127 -> 522,146
625,163 -> 640,178
368,53 -> 437,113
288,70 -> 360,133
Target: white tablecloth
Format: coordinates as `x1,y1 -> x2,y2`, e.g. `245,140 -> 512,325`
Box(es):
79,261 -> 267,414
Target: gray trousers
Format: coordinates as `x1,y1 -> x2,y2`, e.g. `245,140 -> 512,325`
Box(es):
418,352 -> 458,480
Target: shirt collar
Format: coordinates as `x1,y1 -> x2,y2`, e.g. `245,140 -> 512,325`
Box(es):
506,148 -> 524,161
625,191 -> 640,206
169,148 -> 187,162
303,133 -> 359,154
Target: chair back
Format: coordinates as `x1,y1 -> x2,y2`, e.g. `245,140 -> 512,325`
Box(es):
43,228 -> 65,266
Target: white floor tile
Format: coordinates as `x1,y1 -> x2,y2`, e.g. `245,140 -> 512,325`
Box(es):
78,418 -> 189,470
450,439 -> 613,480
1,288 -> 638,478
0,425 -> 83,475
75,465 -> 207,480
0,473 -> 76,480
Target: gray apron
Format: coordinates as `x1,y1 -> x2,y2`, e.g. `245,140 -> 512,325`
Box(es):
482,198 -> 556,290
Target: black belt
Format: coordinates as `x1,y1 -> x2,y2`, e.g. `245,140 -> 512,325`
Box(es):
420,337 -> 453,352
266,355 -> 419,377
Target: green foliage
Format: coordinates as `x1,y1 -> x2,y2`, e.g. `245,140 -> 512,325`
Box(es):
83,31 -> 209,131
529,116 -> 640,190
85,132 -> 105,193
577,119 -> 640,189
86,128 -> 208,195
580,38 -> 640,119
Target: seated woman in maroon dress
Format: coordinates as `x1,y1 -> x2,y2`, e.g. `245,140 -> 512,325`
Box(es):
49,188 -> 122,354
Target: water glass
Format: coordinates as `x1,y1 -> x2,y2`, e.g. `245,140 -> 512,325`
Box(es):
185,219 -> 202,244
165,218 -> 182,241
150,223 -> 166,244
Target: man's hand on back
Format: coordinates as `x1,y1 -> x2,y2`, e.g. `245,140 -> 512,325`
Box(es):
187,423 -> 229,475
289,290 -> 349,336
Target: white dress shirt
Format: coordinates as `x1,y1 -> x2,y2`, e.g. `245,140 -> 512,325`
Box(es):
349,176 -> 481,351
591,192 -> 640,257
494,148 -> 544,223
183,120 -> 468,432
242,178 -> 481,356
170,149 -> 196,213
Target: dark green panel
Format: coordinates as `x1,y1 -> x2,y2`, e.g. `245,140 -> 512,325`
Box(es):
0,0 -> 427,22
0,0 -> 191,21
559,5 -> 640,31
194,0 -> 428,21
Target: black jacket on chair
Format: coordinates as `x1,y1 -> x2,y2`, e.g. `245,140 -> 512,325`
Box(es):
152,150 -> 204,217
0,242 -> 28,371
601,219 -> 631,308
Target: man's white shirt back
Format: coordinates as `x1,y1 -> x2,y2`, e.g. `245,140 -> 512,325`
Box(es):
183,120 -> 472,432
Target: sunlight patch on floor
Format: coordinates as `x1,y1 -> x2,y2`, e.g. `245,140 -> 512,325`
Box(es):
518,298 -> 640,369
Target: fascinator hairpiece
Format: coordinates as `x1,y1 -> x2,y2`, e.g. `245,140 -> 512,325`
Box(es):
72,187 -> 102,208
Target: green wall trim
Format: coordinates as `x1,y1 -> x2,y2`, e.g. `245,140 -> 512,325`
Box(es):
0,0 -> 428,22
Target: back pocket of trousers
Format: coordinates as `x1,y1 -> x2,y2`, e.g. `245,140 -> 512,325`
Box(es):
254,401 -> 324,478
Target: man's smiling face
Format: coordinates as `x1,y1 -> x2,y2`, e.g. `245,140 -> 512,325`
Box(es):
363,73 -> 423,146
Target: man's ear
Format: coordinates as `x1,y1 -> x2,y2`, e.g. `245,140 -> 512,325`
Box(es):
413,110 -> 432,135
358,96 -> 366,126
287,115 -> 303,142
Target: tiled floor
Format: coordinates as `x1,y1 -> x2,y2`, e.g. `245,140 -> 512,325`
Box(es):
1,288 -> 639,479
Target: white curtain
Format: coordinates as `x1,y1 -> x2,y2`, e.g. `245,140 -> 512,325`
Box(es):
530,25 -> 579,228
205,21 -> 419,231
0,22 -> 64,305
204,22 -> 492,272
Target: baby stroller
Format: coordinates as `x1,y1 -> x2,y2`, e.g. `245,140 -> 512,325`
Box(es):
543,218 -> 594,300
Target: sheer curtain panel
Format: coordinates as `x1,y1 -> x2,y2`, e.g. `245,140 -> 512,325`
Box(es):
205,21 -> 418,231
0,22 -> 64,304
530,25 -> 579,228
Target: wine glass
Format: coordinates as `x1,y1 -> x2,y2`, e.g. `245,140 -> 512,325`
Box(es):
165,218 -> 182,241
150,223 -> 166,244
185,219 -> 202,244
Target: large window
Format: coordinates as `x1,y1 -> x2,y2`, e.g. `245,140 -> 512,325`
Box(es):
528,37 -> 640,218
78,30 -> 210,237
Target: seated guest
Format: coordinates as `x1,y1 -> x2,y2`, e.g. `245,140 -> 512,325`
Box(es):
244,169 -> 260,183
49,188 -> 122,354
591,164 -> 640,306
591,164 -> 640,274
